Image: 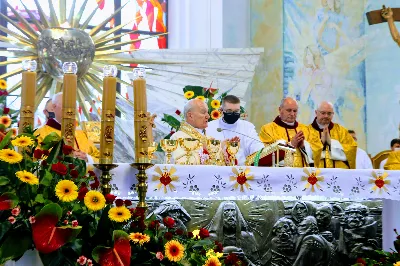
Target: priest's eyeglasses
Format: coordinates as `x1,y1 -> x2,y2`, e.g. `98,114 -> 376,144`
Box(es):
318,111 -> 334,116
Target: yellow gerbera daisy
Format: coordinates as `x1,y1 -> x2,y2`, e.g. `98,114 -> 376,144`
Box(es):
394,262 -> 400,266
0,79 -> 6,90
108,206 -> 131,222
196,96 -> 205,101
192,229 -> 200,238
11,136 -> 34,147
55,180 -> 78,202
210,99 -> 220,109
203,256 -> 221,266
129,232 -> 150,245
0,149 -> 22,164
84,191 -> 106,211
15,170 -> 38,185
210,110 -> 221,120
165,240 -> 184,262
184,91 -> 194,99
0,116 -> 11,127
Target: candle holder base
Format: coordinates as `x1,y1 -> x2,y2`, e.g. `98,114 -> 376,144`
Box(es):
93,163 -> 118,195
130,162 -> 154,210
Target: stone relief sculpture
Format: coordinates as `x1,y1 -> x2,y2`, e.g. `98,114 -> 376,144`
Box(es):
145,199 -> 382,266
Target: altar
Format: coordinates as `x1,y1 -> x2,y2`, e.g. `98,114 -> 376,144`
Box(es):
105,164 -> 400,254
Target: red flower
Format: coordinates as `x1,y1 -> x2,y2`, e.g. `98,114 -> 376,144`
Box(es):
115,199 -> 124,207
77,256 -> 87,265
57,156 -> 63,161
105,194 -> 117,204
90,181 -> 100,190
62,145 -> 73,155
29,216 -> 36,224
87,259 -> 93,266
11,207 -> 20,216
88,170 -> 96,177
0,90 -> 8,96
225,253 -> 239,264
214,241 -> 223,253
51,162 -> 68,176
70,169 -> 79,178
175,229 -> 184,235
3,107 -> 9,114
355,258 -> 366,265
8,216 -> 15,224
42,150 -> 50,156
164,232 -> 173,241
163,217 -> 175,228
187,232 -> 193,238
71,220 -> 79,227
78,186 -> 89,201
170,131 -> 175,135
68,164 -> 75,169
133,207 -> 145,218
199,228 -> 210,239
66,211 -> 72,216
41,160 -> 48,167
63,220 -> 68,225
156,252 -> 164,261
124,200 -> 132,206
175,110 -> 181,116
33,149 -> 43,159
149,220 -> 160,230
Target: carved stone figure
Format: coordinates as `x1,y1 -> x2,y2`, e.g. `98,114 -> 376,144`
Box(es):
339,203 -> 378,260
270,217 -> 297,266
205,201 -> 260,265
291,201 -> 311,225
315,203 -> 341,241
147,200 -> 191,231
293,216 -> 334,266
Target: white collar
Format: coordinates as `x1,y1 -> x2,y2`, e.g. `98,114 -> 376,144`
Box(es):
280,117 -> 295,126
219,118 -> 238,129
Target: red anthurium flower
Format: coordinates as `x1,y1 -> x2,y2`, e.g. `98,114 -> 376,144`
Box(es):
32,203 -> 82,254
92,230 -> 131,266
0,192 -> 18,210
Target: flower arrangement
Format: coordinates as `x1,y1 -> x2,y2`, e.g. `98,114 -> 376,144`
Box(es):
0,79 -> 18,139
353,229 -> 400,266
161,85 -> 247,140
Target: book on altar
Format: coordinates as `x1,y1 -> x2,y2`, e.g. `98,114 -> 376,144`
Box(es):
245,141 -> 296,167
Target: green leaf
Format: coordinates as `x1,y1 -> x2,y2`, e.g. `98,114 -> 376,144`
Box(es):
36,203 -> 63,221
39,248 -> 76,266
192,239 -> 213,248
34,194 -> 45,203
183,85 -> 204,96
40,170 -> 53,186
0,130 -> 13,149
0,222 -> 11,242
0,230 -> 32,264
161,114 -> 181,130
41,132 -> 62,150
0,176 -> 9,186
45,140 -> 62,165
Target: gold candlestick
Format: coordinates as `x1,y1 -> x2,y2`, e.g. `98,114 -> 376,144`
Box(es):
133,67 -> 149,163
100,65 -> 117,164
19,60 -> 37,133
61,62 -> 77,147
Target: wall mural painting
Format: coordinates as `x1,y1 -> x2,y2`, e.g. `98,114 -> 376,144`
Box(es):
143,199 -> 382,266
283,0 -> 367,147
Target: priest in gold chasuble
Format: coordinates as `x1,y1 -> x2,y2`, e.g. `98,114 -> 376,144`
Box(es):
384,151 -> 400,170
34,93 -> 100,163
259,97 -> 322,167
308,101 -> 357,169
170,99 -> 224,165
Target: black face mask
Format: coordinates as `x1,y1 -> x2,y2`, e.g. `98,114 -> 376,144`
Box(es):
47,111 -> 55,119
223,112 -> 240,124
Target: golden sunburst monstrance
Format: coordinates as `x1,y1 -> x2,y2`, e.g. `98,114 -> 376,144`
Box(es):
0,0 -> 166,120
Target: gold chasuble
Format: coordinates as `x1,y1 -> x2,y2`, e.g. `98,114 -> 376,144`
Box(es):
308,119 -> 357,169
170,122 -> 224,165
384,151 -> 400,170
259,116 -> 322,167
34,118 -> 100,162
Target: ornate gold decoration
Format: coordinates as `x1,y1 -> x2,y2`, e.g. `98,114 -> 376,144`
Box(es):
104,126 -> 114,144
179,122 -> 208,144
105,111 -> 115,121
63,122 -> 75,145
93,164 -> 118,195
245,142 -> 296,167
82,121 -> 101,144
139,125 -> 148,142
131,162 -> 154,209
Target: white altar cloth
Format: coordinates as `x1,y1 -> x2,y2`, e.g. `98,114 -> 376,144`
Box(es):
103,164 -> 400,251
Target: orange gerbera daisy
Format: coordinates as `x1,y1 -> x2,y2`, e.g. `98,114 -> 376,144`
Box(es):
210,110 -> 221,120
164,240 -> 184,262
0,79 -> 6,90
0,116 -> 11,127
204,256 -> 221,266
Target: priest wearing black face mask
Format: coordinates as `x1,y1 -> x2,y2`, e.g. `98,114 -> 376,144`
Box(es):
43,99 -> 55,121
207,95 -> 264,165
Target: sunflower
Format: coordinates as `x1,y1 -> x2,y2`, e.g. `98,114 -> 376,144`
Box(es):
203,256 -> 221,266
196,96 -> 205,101
210,110 -> 221,120
84,191 -> 106,211
55,180 -> 78,202
11,136 -> 34,147
164,240 -> 185,262
108,206 -> 131,222
184,91 -> 194,99
0,116 -> 11,127
0,79 -> 6,90
0,149 -> 23,164
15,170 -> 38,185
210,99 -> 220,109
129,232 -> 150,245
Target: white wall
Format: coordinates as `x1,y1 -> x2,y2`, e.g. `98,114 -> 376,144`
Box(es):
168,0 -> 250,49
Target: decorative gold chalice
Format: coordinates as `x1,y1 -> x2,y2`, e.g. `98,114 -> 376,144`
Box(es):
207,139 -> 221,165
178,138 -> 201,165
227,141 -> 240,166
147,142 -> 158,162
160,139 -> 178,164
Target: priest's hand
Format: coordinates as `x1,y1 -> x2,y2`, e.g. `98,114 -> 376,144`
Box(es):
229,136 -> 240,143
321,127 -> 331,146
291,131 -> 305,148
73,150 -> 88,162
